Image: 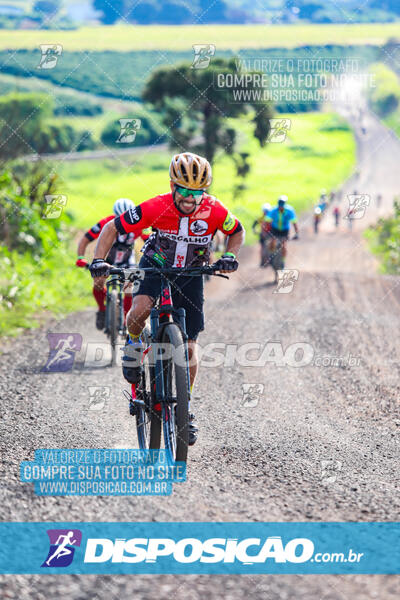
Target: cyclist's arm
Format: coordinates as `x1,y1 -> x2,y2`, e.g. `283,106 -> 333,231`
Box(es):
77,234 -> 90,257
226,228 -> 245,256
93,220 -> 118,260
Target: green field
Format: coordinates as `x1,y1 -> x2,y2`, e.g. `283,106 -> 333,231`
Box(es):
2,23 -> 400,51
59,112 -> 356,238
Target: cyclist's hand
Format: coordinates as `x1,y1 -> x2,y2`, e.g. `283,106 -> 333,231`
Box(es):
76,257 -> 88,268
214,253 -> 238,273
89,258 -> 111,278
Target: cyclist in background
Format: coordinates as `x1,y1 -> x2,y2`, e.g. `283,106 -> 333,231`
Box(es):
266,195 -> 299,264
89,152 -> 244,445
318,189 -> 328,213
76,198 -> 148,330
252,202 -> 272,267
333,205 -> 340,228
314,206 -> 322,234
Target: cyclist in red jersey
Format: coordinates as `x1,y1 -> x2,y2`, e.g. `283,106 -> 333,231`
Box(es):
89,153 -> 245,445
76,198 -> 148,330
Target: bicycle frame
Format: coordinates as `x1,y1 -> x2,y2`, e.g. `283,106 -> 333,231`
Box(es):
149,273 -> 191,405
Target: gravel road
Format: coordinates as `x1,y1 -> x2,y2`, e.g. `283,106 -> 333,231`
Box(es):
1,105 -> 400,598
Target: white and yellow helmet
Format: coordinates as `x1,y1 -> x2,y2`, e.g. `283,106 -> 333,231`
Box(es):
169,152 -> 212,190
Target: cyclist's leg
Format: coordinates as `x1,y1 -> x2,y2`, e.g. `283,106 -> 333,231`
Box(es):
122,281 -> 133,317
187,340 -> 198,387
93,276 -> 107,330
93,276 -> 106,309
126,294 -> 154,336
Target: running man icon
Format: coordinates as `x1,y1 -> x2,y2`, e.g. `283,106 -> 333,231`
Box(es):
41,333 -> 82,373
46,532 -> 77,566
41,529 -> 82,568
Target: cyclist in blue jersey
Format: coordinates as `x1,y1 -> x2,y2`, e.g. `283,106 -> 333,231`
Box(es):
265,195 -> 299,261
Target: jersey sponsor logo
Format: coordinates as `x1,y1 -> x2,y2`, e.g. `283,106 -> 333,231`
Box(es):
190,219 -> 208,235
163,232 -> 211,245
127,207 -> 140,223
223,212 -> 235,232
175,254 -> 185,268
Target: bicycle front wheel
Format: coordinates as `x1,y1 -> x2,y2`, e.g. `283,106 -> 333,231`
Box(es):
161,323 -> 189,463
108,289 -> 119,365
135,327 -> 161,450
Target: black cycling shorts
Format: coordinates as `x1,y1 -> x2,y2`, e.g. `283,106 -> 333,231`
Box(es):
135,256 -> 205,341
270,226 -> 290,239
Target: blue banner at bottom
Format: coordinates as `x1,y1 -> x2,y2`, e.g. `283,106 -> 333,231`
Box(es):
0,522 -> 399,574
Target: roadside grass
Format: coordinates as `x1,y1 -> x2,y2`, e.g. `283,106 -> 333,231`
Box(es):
0,244 -> 91,337
1,23 -> 399,51
60,111 -> 356,241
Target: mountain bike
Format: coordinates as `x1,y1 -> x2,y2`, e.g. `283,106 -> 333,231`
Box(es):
109,265 -> 228,464
84,264 -> 128,365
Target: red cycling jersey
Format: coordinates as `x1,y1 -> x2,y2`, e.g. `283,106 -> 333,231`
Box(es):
85,215 -> 148,266
114,192 -> 242,268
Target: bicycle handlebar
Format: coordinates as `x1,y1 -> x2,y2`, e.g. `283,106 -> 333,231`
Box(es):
108,264 -> 229,280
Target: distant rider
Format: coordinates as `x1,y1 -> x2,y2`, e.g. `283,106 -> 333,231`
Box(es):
252,202 -> 272,267
76,198 -> 148,330
265,195 -> 299,265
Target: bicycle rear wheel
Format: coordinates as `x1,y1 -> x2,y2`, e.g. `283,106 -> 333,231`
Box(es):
271,241 -> 284,272
135,327 -> 161,450
161,323 -> 189,463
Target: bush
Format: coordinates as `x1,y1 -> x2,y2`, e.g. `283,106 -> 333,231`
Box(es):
0,165 -> 91,335
368,63 -> 400,117
366,199 -> 400,274
53,96 -> 103,117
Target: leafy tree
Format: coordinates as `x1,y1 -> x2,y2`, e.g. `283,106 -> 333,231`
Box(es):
0,93 -> 53,162
232,152 -> 251,202
143,58 -> 272,163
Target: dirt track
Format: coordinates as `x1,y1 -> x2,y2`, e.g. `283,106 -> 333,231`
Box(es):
1,106 -> 400,598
